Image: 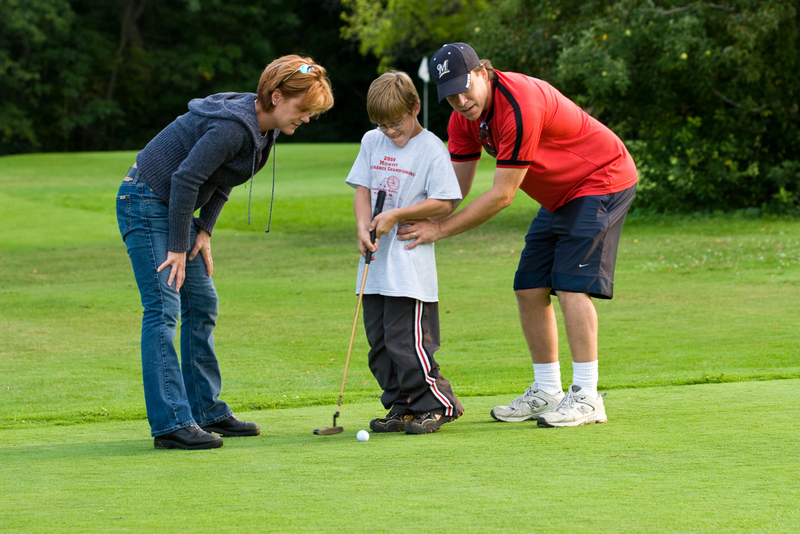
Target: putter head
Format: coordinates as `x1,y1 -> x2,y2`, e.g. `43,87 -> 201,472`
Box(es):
313,426 -> 343,436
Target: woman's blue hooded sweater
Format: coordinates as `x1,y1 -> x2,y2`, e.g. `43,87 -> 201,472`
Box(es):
136,92 -> 275,252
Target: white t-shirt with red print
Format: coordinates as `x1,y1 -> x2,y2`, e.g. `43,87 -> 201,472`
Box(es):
346,128 -> 461,302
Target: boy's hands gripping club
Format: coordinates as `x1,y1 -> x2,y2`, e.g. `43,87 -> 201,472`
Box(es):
357,188 -> 389,261
366,191 -> 387,262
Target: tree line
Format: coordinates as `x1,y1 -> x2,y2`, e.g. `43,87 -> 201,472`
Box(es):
2,0 -> 798,213
0,0 -> 382,152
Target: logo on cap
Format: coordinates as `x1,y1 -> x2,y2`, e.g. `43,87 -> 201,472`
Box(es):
437,60 -> 450,78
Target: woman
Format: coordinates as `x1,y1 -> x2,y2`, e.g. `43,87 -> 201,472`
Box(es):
116,55 -> 334,450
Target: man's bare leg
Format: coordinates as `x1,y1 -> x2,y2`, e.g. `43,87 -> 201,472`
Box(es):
537,291 -> 607,427
488,287 -> 564,422
556,291 -> 598,363
516,287 -> 559,364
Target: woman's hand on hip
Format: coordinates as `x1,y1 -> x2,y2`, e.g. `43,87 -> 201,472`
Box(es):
158,251 -> 186,292
156,230 -> 212,292
189,229 -> 213,277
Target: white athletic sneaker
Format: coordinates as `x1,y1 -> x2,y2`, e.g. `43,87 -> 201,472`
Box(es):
490,386 -> 565,422
537,385 -> 607,427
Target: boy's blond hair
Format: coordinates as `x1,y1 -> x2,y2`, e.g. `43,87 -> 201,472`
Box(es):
366,71 -> 420,125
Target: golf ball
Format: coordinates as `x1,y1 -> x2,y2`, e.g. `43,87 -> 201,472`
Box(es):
356,430 -> 370,442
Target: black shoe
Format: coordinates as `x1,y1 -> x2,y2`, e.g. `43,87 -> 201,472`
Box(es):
370,412 -> 414,433
154,424 -> 223,450
404,411 -> 462,435
201,415 -> 260,437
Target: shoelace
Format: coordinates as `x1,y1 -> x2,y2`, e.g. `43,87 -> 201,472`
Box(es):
555,390 -> 576,412
510,387 -> 537,407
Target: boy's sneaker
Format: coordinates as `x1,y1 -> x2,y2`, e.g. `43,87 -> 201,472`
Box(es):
490,386 -> 565,422
404,411 -> 461,435
537,385 -> 607,427
370,412 -> 414,433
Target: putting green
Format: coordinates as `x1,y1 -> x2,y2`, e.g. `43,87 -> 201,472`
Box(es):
2,379 -> 797,533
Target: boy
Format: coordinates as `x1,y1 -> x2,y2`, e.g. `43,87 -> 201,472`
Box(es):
345,71 -> 464,434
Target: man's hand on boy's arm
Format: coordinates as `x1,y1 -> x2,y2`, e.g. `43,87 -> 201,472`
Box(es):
398,167 -> 527,249
370,198 -> 454,240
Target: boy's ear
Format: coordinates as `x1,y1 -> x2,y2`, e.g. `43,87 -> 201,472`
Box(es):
412,102 -> 421,116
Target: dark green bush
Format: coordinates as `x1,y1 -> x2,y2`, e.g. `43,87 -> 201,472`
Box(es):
473,0 -> 799,213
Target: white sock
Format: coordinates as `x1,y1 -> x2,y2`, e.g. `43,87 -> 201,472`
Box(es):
573,360 -> 599,398
532,362 -> 562,396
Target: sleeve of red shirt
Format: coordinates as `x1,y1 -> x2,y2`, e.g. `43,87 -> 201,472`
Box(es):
447,111 -> 482,162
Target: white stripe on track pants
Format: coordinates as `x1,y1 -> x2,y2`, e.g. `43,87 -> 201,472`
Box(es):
362,295 -> 463,417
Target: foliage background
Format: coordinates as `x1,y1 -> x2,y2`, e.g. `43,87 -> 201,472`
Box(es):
0,0 -> 381,152
1,0 -> 798,213
344,0 -> 800,213
469,0 -> 800,213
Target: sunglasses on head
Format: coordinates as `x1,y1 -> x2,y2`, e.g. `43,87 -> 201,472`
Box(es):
281,64 -> 315,84
479,121 -> 498,158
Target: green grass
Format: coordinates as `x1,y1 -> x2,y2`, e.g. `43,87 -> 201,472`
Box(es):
1,148 -> 799,532
1,382 -> 798,533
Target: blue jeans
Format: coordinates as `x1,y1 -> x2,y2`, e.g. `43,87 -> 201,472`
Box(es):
116,173 -> 232,436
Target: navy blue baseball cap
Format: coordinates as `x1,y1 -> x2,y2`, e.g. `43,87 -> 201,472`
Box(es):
429,43 -> 480,102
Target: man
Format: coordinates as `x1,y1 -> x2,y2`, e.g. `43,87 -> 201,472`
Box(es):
397,43 -> 637,427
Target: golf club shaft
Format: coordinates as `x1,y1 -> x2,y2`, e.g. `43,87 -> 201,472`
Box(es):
334,262 -> 369,414
333,190 -> 386,424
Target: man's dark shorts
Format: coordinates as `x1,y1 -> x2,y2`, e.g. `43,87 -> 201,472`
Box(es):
513,184 -> 636,299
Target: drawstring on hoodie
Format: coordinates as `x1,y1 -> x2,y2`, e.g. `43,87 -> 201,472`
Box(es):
246,135 -> 277,233
266,142 -> 275,233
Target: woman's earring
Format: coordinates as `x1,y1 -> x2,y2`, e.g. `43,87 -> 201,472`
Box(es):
271,101 -> 277,106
